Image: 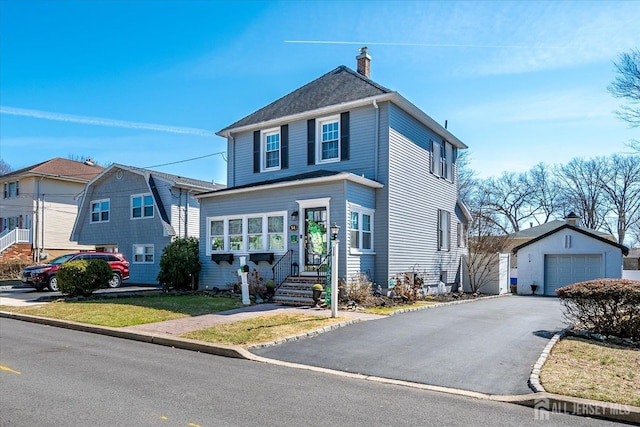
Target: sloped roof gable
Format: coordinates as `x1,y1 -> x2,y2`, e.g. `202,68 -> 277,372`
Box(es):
512,223 -> 629,256
2,157 -> 104,182
218,66 -> 393,133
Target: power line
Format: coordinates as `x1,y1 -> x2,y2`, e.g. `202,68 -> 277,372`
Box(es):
143,151 -> 227,169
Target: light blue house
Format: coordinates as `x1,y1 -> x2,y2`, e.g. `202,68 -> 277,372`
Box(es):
71,164 -> 224,284
196,50 -> 470,301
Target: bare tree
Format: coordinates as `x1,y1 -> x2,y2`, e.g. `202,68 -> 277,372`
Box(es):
608,48 -> 640,127
529,163 -> 563,224
0,159 -> 10,175
556,157 -> 608,230
457,150 -> 476,207
478,171 -> 538,233
465,205 -> 513,293
597,155 -> 640,245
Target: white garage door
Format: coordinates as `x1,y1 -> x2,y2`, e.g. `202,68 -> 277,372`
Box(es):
544,254 -> 603,296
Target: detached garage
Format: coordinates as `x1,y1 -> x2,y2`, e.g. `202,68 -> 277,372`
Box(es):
513,223 -> 628,296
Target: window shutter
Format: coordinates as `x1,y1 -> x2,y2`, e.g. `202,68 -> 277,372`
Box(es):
253,131 -> 260,173
307,119 -> 316,165
340,112 -> 350,161
281,124 -> 289,169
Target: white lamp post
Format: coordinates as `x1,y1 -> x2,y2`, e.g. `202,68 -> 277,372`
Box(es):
238,256 -> 250,305
330,223 -> 340,318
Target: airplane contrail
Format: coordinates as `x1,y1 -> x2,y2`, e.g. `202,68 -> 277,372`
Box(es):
0,106 -> 216,137
284,40 -> 564,49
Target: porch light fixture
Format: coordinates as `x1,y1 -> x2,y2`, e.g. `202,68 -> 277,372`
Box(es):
291,211 -> 299,221
330,223 -> 340,240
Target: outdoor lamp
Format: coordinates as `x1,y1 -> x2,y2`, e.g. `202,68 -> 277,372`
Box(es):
330,223 -> 340,240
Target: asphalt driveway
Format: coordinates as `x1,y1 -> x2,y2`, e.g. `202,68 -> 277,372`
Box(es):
252,296 -> 565,395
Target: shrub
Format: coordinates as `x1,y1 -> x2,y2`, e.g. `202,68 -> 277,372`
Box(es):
556,279 -> 640,340
389,272 -> 424,302
0,260 -> 32,280
57,259 -> 113,297
157,237 -> 201,291
339,273 -> 372,304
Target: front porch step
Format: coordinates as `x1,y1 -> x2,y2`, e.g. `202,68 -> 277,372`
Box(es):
274,277 -> 327,307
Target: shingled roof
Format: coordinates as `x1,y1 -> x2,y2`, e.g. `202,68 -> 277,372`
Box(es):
1,157 -> 104,182
218,66 -> 394,134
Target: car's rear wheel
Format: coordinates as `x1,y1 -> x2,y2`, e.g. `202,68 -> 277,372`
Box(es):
108,272 -> 122,288
47,275 -> 59,292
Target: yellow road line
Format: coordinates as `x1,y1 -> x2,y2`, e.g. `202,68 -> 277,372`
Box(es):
0,365 -> 21,375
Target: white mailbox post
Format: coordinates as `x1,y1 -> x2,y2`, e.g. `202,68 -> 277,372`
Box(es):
238,256 -> 250,305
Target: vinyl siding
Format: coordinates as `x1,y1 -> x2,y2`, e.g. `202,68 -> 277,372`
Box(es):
170,189 -> 201,238
387,103 -> 464,287
73,169 -> 171,284
2,176 -> 94,252
345,182 -> 377,280
230,104 -> 378,187
198,181 -> 351,289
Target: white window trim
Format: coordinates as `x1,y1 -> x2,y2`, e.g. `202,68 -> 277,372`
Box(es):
132,244 -> 154,264
3,180 -> 19,199
206,211 -> 288,255
349,204 -> 375,255
457,222 -> 467,248
130,193 -> 154,220
90,198 -> 110,223
261,127 -> 281,172
316,114 -> 340,164
438,209 -> 451,251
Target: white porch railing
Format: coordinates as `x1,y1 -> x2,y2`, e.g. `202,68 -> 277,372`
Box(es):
0,228 -> 31,253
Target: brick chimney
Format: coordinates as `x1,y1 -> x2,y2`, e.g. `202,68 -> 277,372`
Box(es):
356,47 -> 371,78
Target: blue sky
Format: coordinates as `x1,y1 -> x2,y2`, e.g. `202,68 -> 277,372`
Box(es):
1,0 -> 638,184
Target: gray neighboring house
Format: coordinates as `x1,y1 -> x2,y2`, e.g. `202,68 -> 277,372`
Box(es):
512,214 -> 628,296
71,164 -> 224,284
196,50 -> 470,297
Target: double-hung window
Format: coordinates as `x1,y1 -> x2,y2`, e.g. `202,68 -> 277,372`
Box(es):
228,218 -> 244,251
349,205 -> 374,253
210,220 -> 224,251
131,194 -> 153,219
262,129 -> 280,171
438,209 -> 450,251
318,116 -> 340,162
208,212 -> 286,253
133,244 -> 154,263
91,199 -> 110,223
431,140 -> 455,181
3,181 -> 19,199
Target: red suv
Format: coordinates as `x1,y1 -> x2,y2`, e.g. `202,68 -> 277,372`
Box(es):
21,252 -> 130,292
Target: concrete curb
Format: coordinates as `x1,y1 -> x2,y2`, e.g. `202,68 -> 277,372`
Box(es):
387,292 -> 511,316
3,305 -> 639,425
528,328 -> 569,393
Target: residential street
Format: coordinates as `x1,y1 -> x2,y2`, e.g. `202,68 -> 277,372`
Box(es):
0,318 -> 620,427
253,296 -> 565,395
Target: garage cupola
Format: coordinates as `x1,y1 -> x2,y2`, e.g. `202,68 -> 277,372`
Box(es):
564,212 -> 581,227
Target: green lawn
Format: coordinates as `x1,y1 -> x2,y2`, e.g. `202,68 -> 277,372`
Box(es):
0,295 -> 244,327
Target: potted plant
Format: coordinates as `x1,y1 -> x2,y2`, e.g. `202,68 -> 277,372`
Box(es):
312,283 -> 324,306
265,280 -> 275,301
530,282 -> 538,294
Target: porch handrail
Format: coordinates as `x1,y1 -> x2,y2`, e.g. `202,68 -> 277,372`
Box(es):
315,246 -> 333,289
0,228 -> 31,253
272,249 -> 294,288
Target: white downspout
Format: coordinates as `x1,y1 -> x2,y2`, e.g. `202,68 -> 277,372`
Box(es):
227,131 -> 235,187
373,99 -> 379,181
